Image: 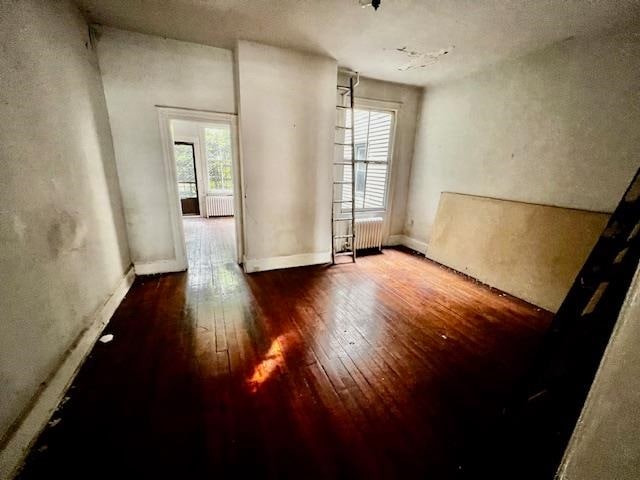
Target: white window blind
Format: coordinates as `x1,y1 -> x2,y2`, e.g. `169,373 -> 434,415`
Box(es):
341,108 -> 394,210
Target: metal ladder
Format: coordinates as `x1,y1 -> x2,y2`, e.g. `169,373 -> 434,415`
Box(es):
331,72 -> 359,264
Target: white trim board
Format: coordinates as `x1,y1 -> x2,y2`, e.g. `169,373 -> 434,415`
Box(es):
0,266 -> 136,480
386,234 -> 428,254
243,251 -> 331,273
134,258 -> 187,276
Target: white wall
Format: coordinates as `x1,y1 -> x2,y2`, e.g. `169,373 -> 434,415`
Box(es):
236,41 -> 336,271
340,75 -> 422,241
96,27 -> 236,268
0,0 -> 129,446
173,119 -> 201,139
558,265 -> 640,479
405,30 -> 640,244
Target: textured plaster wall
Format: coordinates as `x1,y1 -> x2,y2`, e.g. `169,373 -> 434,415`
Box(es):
236,41 -> 336,265
405,30 -> 640,244
0,0 -> 130,442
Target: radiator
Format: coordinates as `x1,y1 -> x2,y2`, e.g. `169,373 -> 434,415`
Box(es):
355,217 -> 383,250
206,195 -> 234,217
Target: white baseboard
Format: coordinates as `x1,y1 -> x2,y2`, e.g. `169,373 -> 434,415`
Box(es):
134,258 -> 187,275
0,266 -> 136,480
244,251 -> 331,273
386,234 -> 428,254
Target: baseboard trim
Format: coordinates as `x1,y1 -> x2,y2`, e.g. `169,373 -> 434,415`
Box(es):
243,251 -> 331,273
386,234 -> 428,254
0,266 -> 136,480
134,258 -> 187,275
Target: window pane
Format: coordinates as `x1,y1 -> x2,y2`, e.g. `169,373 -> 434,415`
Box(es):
367,111 -> 392,162
354,162 -> 365,209
341,107 -> 394,211
342,164 -> 352,206
174,143 -> 197,199
363,163 -> 387,209
205,126 -> 233,193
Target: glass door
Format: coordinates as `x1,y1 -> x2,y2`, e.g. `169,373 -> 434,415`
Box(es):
174,142 -> 199,215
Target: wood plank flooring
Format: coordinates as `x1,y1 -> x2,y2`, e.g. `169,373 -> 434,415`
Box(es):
18,217 -> 552,479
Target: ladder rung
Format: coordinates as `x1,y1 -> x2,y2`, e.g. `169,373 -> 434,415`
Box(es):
333,217 -> 353,221
333,162 -> 353,165
334,143 -> 351,146
336,105 -> 350,110
333,181 -> 351,185
337,85 -> 350,89
333,200 -> 353,203
335,126 -> 352,130
333,234 -> 354,239
335,251 -> 355,257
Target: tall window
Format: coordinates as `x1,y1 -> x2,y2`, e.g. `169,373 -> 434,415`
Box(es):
205,125 -> 233,194
342,108 -> 394,210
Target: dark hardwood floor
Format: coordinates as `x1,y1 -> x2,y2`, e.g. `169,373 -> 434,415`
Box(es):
18,217 -> 552,479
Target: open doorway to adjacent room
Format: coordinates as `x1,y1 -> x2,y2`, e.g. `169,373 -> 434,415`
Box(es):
159,108 -> 242,268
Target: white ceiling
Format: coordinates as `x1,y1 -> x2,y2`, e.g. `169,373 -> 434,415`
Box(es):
75,0 -> 640,86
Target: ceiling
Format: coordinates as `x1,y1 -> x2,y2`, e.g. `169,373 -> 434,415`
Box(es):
75,0 -> 640,86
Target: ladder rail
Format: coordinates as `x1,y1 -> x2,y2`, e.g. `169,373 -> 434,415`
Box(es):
349,75 -> 356,262
331,74 -> 357,264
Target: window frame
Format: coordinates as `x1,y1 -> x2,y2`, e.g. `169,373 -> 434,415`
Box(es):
341,97 -> 399,214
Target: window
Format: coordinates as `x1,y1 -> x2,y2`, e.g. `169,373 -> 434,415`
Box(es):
174,142 -> 197,199
205,125 -> 233,194
341,107 -> 394,210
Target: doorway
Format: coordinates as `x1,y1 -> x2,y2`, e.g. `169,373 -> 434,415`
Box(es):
174,141 -> 200,216
160,107 -> 242,268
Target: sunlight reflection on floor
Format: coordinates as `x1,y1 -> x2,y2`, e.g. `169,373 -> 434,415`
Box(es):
246,334 -> 286,393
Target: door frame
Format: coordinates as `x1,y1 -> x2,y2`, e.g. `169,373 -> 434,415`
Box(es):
157,106 -> 244,266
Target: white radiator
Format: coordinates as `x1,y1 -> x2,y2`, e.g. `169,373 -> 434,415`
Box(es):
355,217 -> 383,250
206,195 -> 234,217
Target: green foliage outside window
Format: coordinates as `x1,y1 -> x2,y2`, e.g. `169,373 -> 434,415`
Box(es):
174,144 -> 196,183
205,127 -> 233,193
174,143 -> 197,199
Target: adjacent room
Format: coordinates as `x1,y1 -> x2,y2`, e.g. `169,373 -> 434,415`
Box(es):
1,1 -> 639,479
